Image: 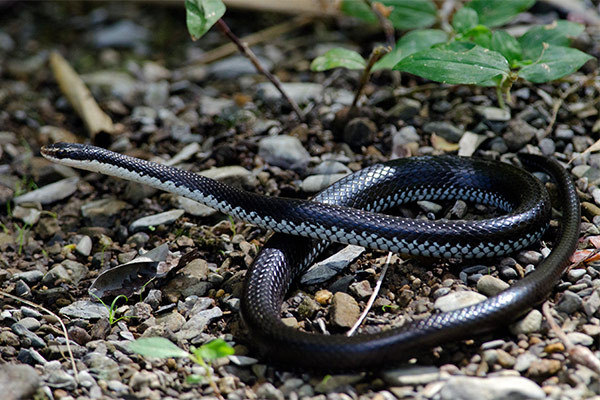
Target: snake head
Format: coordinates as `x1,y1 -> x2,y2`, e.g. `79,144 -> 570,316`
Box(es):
41,142 -> 91,161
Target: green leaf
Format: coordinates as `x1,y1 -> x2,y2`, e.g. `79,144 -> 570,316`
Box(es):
310,48 -> 367,71
491,30 -> 522,64
195,339 -> 234,361
341,0 -> 437,30
462,25 -> 492,48
466,0 -> 535,27
373,29 -> 447,70
186,374 -> 205,385
519,20 -> 585,60
452,7 -> 478,34
519,45 -> 594,83
185,0 -> 226,41
394,44 -> 510,86
129,337 -> 190,359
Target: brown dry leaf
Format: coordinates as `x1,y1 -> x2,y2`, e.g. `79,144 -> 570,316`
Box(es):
49,51 -> 114,137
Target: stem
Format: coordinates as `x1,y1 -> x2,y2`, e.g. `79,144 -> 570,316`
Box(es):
362,0 -> 395,48
495,84 -> 506,110
351,46 -> 390,109
215,19 -> 304,121
193,355 -> 224,400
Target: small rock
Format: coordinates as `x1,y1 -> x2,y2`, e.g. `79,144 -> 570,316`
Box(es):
255,382 -> 285,400
92,20 -> 149,49
75,235 -> 93,256
510,309 -> 542,335
81,198 -> 129,226
434,291 -> 486,312
439,376 -> 545,400
475,106 -> 511,121
381,365 -> 440,386
516,250 -> 543,265
555,290 -> 582,314
313,373 -> 364,393
129,209 -> 185,232
388,99 -> 421,119
330,292 -> 360,328
301,173 -> 348,192
12,205 -> 41,225
42,260 -> 88,286
83,352 -> 121,380
496,349 -> 516,368
515,352 -> 538,372
13,177 -> 79,205
176,307 -> 223,340
13,270 -> 44,285
539,138 -> 556,155
583,288 -> 600,317
315,289 -> 332,305
0,363 -> 40,399
349,280 -> 373,299
211,55 -> 273,80
504,119 -> 538,151
567,268 -> 586,282
477,275 -> 509,296
417,200 -> 442,214
566,332 -> 594,346
527,359 -> 562,378
59,300 -> 109,320
392,126 -> 420,146
343,117 -> 376,148
301,245 -> 365,285
68,326 -> 92,346
423,121 -> 464,142
258,135 -> 310,170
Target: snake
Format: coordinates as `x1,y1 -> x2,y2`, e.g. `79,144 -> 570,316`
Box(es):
41,142 -> 580,371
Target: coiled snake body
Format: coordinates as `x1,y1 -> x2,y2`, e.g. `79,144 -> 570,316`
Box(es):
42,143 -> 580,370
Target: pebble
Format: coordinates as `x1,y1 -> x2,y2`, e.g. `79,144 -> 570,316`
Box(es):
349,280 -> 373,299
423,121 -> 464,142
433,291 -> 486,312
504,119 -> 538,150
210,55 -> 273,79
555,126 -> 575,139
300,245 -> 364,285
16,178 -> 73,206
13,270 -> 44,285
92,20 -> 149,49
0,363 -> 40,399
129,209 -> 185,232
566,332 -> 594,346
388,98 -> 421,119
255,382 -> 284,400
258,135 -> 311,170
527,359 -> 562,378
583,288 -> 600,316
516,250 -> 543,265
301,173 -> 349,192
477,275 -> 509,296
343,117 -> 376,147
75,235 -> 93,256
510,309 -> 542,335
43,259 -> 88,285
83,352 -> 121,380
439,376 -> 545,400
176,306 -> 223,340
567,268 -> 587,282
475,106 -> 511,121
59,300 -> 109,320
539,137 -> 556,155
81,198 -> 129,225
392,125 -> 420,147
381,365 -> 440,386
555,290 -> 582,314
313,373 -> 364,393
12,204 -> 42,225
330,292 -> 360,328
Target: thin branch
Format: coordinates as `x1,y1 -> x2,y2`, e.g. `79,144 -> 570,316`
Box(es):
215,19 -> 304,121
351,45 -> 390,109
544,81 -> 584,138
347,252 -> 395,337
0,290 -> 79,382
362,0 -> 395,48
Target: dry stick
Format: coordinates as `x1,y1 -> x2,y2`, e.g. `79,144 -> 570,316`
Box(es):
347,252 -> 395,336
362,0 -> 395,48
541,301 -> 600,375
544,81 -> 584,138
0,290 -> 79,382
351,46 -> 390,109
214,19 -> 304,121
190,16 -> 313,65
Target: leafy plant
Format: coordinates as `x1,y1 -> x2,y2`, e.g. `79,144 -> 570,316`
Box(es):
15,222 -> 31,255
314,0 -> 594,108
129,337 -> 234,399
91,293 -> 133,325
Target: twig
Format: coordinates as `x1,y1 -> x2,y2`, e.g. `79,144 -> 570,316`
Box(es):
215,19 -> 304,121
362,0 -> 395,48
188,16 -> 312,65
0,290 -> 79,382
543,81 -> 583,138
351,45 -> 390,109
347,252 -> 395,336
542,301 -> 600,375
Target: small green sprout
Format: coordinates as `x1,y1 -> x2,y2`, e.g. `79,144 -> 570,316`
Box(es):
91,293 -> 133,325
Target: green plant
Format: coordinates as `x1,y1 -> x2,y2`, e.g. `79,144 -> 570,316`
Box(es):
129,337 -> 234,398
227,215 -> 236,237
313,0 -> 594,108
91,293 -> 133,325
14,222 -> 31,255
